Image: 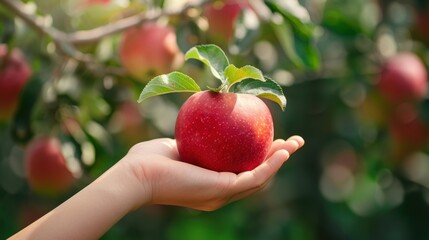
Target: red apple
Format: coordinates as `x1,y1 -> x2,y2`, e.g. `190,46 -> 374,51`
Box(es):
377,53 -> 428,104
119,23 -> 184,81
0,44 -> 31,121
203,0 -> 250,45
25,137 -> 75,196
175,91 -> 274,173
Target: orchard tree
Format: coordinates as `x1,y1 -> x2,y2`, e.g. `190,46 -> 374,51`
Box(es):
1,0 -> 429,239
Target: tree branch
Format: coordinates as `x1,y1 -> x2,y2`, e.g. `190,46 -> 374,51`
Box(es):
0,0 -> 211,74
0,0 -> 211,46
0,0 -> 68,42
68,0 -> 212,45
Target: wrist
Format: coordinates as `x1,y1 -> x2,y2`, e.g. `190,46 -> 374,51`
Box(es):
115,155 -> 153,210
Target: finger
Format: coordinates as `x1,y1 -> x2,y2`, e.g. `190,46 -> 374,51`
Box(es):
241,136 -> 304,196
289,135 -> 305,149
164,138 -> 180,160
267,135 -> 304,159
231,149 -> 290,195
267,139 -> 287,158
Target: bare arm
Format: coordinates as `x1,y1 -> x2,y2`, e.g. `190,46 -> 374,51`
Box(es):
10,136 -> 304,240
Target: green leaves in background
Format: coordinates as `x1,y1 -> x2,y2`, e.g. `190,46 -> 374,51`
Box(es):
231,77 -> 287,111
322,8 -> 366,37
320,0 -> 379,37
138,72 -> 201,103
265,0 -> 320,70
185,44 -> 229,82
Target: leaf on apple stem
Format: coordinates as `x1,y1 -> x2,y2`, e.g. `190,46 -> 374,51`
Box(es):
231,77 -> 287,111
138,72 -> 201,103
225,64 -> 265,86
185,44 -> 229,82
139,44 -> 287,111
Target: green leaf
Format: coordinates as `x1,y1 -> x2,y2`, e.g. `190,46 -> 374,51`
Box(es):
138,72 -> 201,102
231,77 -> 287,111
224,64 -> 265,86
265,0 -> 320,70
185,44 -> 229,82
321,8 -> 366,37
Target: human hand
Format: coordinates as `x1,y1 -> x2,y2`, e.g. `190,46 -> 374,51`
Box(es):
10,136 -> 304,240
121,136 -> 304,211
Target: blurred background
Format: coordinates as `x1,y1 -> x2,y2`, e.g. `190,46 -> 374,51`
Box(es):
1,0 -> 429,239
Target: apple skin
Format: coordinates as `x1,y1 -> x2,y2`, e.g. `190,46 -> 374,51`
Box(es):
175,91 -> 274,173
119,23 -> 184,81
0,45 -> 31,121
25,137 -> 75,196
203,0 -> 249,45
377,53 -> 428,104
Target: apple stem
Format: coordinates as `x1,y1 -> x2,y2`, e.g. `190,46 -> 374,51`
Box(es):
219,86 -> 229,93
216,81 -> 230,93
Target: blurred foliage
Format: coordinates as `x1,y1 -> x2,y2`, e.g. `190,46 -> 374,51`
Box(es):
1,0 -> 429,239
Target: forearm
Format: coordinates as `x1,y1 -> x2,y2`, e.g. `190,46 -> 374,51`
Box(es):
10,159 -> 147,240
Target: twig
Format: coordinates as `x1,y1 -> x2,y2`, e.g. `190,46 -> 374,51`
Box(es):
0,0 -> 211,45
68,0 -> 212,45
0,0 -> 68,42
0,0 -> 95,63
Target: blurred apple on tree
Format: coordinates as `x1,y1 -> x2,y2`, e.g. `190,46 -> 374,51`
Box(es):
203,0 -> 250,46
0,45 -> 31,122
377,53 -> 428,105
25,137 -> 76,196
119,22 -> 184,81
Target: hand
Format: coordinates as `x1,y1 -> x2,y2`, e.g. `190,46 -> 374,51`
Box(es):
122,136 -> 304,211
11,136 -> 304,239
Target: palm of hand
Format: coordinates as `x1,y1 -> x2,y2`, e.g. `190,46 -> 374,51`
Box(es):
124,137 -> 304,211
